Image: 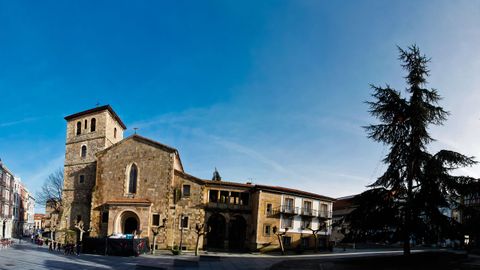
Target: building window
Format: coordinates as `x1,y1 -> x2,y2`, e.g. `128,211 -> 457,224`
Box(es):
240,193 -> 249,206
128,164 -> 138,194
81,145 -> 87,159
180,216 -> 189,229
283,236 -> 292,247
282,217 -> 293,229
76,121 -> 81,135
182,185 -> 191,197
102,211 -> 109,223
79,175 -> 85,184
209,190 -> 219,203
84,120 -> 87,129
91,118 -> 96,132
284,198 -> 294,213
301,218 -> 311,230
152,214 -> 160,226
219,191 -> 229,203
303,201 -> 312,215
230,192 -> 239,204
301,237 -> 309,248
266,203 -> 272,216
264,225 -> 271,236
114,128 -> 117,138
320,203 -> 329,218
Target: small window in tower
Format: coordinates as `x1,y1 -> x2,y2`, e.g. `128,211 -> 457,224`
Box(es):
81,145 -> 87,159
84,119 -> 87,129
76,121 -> 81,135
114,128 -> 117,138
91,118 -> 96,132
79,175 -> 85,184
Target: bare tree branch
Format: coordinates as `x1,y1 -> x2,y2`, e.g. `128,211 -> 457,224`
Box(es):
36,168 -> 64,212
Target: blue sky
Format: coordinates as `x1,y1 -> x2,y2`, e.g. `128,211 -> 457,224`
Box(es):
1,1 -> 480,212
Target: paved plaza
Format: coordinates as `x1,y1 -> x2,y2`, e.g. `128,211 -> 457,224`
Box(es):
0,239 -> 470,270
1,240 -> 277,270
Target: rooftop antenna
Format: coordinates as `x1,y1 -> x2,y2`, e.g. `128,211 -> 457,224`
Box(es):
133,128 -> 138,134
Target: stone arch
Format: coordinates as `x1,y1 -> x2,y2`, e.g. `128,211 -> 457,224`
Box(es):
206,213 -> 226,249
114,210 -> 141,235
228,215 -> 247,250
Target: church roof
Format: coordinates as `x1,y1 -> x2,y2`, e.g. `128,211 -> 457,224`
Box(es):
174,169 -> 334,201
254,185 -> 336,202
64,105 -> 127,129
96,134 -> 184,170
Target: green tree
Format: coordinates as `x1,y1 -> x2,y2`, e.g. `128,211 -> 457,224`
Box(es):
364,45 -> 477,255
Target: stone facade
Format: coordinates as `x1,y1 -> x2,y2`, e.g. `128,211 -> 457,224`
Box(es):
62,106 -> 126,231
60,105 -> 335,251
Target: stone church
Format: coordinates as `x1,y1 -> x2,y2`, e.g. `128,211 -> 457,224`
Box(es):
61,105 -> 335,251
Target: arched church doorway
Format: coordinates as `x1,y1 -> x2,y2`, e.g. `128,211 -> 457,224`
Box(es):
228,215 -> 247,250
119,211 -> 140,235
207,214 -> 226,249
124,217 -> 138,234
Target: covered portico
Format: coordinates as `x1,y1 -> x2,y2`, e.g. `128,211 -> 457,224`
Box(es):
105,199 -> 152,238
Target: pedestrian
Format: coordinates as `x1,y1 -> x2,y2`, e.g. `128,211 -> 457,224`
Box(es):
53,241 -> 57,250
49,242 -> 53,251
76,242 -> 81,256
57,242 -> 61,252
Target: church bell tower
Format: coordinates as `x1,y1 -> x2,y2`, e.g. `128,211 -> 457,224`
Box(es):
61,105 -> 126,233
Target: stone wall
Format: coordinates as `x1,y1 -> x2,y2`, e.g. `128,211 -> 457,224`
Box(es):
91,136 -> 176,245
168,172 -> 205,250
254,191 -> 282,250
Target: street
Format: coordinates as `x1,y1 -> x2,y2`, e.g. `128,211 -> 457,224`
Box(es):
0,240 -> 473,270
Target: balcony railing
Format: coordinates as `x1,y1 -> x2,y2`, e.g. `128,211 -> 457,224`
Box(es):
206,202 -> 251,211
318,210 -> 332,219
280,205 -> 299,215
300,207 -> 316,217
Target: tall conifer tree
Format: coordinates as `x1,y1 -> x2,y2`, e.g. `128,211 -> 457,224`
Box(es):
365,45 -> 476,255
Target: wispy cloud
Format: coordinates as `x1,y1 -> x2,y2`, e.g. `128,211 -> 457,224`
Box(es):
0,117 -> 40,128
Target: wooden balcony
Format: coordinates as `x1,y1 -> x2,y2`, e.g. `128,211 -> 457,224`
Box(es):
205,202 -> 251,212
